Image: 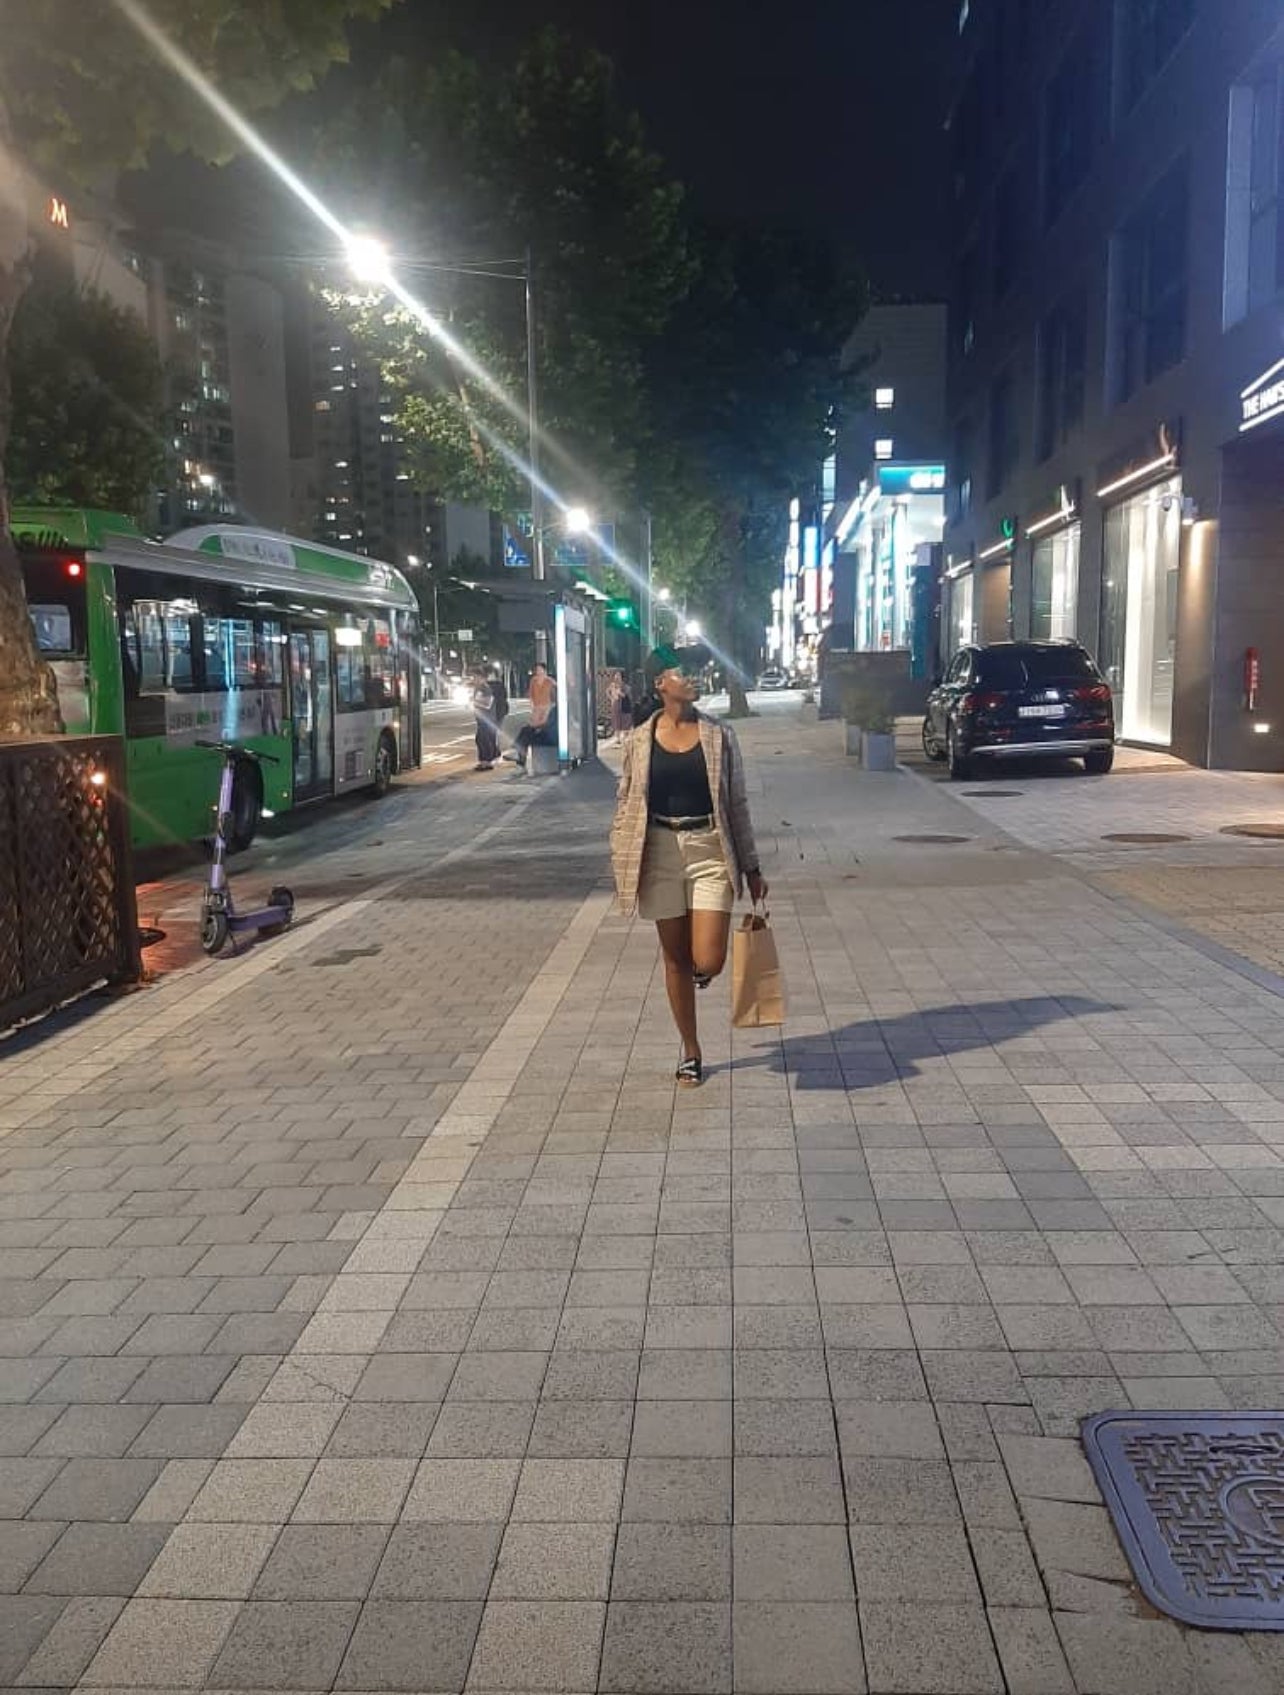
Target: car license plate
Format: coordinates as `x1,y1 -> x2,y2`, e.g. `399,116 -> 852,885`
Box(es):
1019,704 -> 1066,718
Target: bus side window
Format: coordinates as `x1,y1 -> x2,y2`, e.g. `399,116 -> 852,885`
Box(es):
257,619 -> 284,686
164,607 -> 196,692
133,602 -> 167,694
117,608 -> 141,700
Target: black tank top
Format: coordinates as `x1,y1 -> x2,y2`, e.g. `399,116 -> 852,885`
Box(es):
648,735 -> 714,819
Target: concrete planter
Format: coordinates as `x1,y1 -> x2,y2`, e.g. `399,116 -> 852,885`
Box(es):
844,722 -> 863,758
862,730 -> 897,772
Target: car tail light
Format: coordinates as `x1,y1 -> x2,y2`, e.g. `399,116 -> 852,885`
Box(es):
961,691 -> 1006,714
1072,684 -> 1112,703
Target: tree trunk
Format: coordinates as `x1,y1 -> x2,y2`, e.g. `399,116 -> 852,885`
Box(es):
719,512 -> 752,719
0,102 -> 61,739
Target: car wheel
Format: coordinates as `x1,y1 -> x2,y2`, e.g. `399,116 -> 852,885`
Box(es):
1084,746 -> 1115,776
371,732 -> 396,797
922,718 -> 945,763
947,726 -> 972,782
227,760 -> 262,854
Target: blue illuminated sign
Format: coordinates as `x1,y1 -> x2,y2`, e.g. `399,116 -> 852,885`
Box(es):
877,463 -> 947,496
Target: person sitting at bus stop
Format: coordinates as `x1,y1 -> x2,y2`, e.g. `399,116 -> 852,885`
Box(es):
512,662 -> 557,768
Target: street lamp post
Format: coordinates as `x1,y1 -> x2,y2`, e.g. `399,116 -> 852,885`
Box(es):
344,234 -> 547,665
524,249 -> 548,667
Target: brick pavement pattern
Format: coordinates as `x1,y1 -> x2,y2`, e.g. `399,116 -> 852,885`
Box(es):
3,717 -> 1284,1689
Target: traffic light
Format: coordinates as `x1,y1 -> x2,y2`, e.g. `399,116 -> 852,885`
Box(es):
608,598 -> 638,629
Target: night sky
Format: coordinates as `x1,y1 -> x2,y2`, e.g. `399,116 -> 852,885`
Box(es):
368,0 -> 959,299
132,0 -> 959,301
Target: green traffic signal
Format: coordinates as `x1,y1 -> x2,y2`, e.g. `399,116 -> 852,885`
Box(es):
609,599 -> 638,627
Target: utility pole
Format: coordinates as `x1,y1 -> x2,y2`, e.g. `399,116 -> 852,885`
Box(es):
525,248 -> 548,667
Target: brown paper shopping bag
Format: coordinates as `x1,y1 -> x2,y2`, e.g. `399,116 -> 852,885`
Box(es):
731,910 -> 785,1028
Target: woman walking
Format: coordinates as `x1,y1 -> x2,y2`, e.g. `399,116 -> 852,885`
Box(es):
611,649 -> 768,1086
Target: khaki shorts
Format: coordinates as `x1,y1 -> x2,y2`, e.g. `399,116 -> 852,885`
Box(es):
637,824 -> 734,922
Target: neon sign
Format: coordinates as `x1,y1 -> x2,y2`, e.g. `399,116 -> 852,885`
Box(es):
47,196 -> 69,230
1241,358 -> 1284,434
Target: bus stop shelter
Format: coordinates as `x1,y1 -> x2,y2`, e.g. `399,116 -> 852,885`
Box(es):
497,583 -> 600,766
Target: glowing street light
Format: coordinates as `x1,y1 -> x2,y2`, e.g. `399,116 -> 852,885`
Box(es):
345,233 -> 393,288
685,619 -> 702,640
564,506 -> 592,535
657,587 -> 672,602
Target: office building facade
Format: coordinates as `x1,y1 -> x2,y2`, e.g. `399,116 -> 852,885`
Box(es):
827,303 -> 948,673
945,0 -> 1284,767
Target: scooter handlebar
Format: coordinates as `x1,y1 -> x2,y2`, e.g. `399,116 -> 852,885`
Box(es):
194,739 -> 280,766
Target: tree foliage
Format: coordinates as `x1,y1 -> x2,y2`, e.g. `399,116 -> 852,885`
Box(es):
1,0 -> 394,184
316,34 -> 865,696
0,0 -> 392,736
313,31 -> 695,525
7,283 -> 164,517
643,226 -> 868,704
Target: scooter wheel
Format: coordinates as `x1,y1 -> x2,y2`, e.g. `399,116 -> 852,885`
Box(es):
200,910 -> 230,955
268,887 -> 295,927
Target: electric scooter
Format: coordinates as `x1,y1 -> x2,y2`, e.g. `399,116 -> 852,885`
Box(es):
195,740 -> 294,956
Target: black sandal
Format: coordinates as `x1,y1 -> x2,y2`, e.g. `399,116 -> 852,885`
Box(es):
676,1056 -> 703,1087
693,971 -> 713,990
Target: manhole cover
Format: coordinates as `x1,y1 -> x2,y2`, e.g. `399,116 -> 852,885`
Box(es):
1102,832 -> 1191,844
1222,823 -> 1284,840
962,789 -> 1023,799
1083,1410 -> 1284,1630
892,834 -> 972,845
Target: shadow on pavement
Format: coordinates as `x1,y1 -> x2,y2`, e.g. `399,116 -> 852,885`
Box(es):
727,995 -> 1116,1088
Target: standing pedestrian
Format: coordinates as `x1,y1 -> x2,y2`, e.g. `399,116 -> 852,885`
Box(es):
471,671 -> 498,771
607,670 -> 624,739
489,669 -> 510,757
610,647 -> 768,1086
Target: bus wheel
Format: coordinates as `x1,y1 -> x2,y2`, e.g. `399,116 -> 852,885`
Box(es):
228,760 -> 262,853
372,733 -> 396,798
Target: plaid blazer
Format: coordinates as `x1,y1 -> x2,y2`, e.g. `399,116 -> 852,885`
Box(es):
610,712 -> 759,916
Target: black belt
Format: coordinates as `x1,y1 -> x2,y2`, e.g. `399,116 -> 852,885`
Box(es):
651,813 -> 715,832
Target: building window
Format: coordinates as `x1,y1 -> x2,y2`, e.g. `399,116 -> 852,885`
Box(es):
950,419 -> 974,523
1117,0 -> 1194,113
1114,160 -> 1189,403
874,387 -> 895,411
874,439 -> 894,461
1030,525 -> 1080,640
1100,474 -> 1181,744
1044,30 -> 1094,225
1225,64 -> 1284,326
993,170 -> 1023,300
1036,293 -> 1087,461
955,245 -> 978,356
987,370 -> 1020,497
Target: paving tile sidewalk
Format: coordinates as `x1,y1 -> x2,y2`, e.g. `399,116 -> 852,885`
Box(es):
3,711 -> 1284,1689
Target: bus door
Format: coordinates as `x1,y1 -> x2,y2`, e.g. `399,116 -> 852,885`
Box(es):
288,627 -> 334,799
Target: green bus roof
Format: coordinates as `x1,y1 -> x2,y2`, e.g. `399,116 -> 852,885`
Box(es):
165,525 -> 416,607
13,509 -> 418,614
10,507 -> 146,550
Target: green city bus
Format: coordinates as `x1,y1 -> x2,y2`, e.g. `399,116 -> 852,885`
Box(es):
17,508 -> 422,852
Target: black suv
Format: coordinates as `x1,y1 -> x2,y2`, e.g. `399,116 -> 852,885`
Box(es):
923,641 -> 1115,781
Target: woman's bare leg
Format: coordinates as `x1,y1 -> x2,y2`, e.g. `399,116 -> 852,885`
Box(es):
690,909 -> 732,982
656,915 -> 699,1058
